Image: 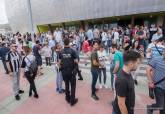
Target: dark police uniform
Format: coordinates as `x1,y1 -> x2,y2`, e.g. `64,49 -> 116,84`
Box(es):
59,47 -> 77,104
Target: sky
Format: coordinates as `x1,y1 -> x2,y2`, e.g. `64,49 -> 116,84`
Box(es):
0,0 -> 8,24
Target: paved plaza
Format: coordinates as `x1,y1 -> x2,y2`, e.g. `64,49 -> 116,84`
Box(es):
0,56 -> 158,114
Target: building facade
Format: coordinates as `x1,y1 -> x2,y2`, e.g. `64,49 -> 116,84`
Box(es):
5,0 -> 165,33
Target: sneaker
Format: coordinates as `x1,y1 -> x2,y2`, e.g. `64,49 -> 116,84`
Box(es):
95,88 -> 99,92
19,90 -> 24,94
99,84 -> 103,89
56,88 -> 59,92
29,92 -> 32,97
5,72 -> 9,74
58,89 -> 65,94
15,94 -> 20,100
103,85 -> 108,89
34,94 -> 39,99
65,97 -> 70,103
70,98 -> 78,106
78,78 -> 83,81
91,94 -> 99,101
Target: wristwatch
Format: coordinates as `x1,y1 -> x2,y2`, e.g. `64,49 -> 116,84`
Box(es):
148,81 -> 154,84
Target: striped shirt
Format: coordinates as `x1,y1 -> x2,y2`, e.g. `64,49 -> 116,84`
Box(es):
151,44 -> 165,58
6,51 -> 21,72
149,56 -> 165,90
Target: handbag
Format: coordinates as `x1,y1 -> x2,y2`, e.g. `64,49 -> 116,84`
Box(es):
149,88 -> 155,99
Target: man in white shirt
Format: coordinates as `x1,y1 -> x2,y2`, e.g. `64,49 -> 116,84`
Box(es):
49,36 -> 55,62
54,28 -> 63,45
113,28 -> 120,46
101,30 -> 108,53
93,27 -> 100,39
152,28 -> 163,42
86,28 -> 94,46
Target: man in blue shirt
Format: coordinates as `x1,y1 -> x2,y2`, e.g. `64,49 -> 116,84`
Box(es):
146,46 -> 165,114
0,42 -> 10,74
150,37 -> 164,59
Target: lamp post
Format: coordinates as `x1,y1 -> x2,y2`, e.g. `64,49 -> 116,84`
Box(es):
27,0 -> 34,41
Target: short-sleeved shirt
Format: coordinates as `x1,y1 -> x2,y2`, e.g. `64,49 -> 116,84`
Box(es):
114,51 -> 124,76
33,45 -> 41,58
151,44 -> 165,58
0,46 -> 10,60
97,50 -> 107,68
91,51 -> 99,69
6,51 -> 21,72
82,41 -> 89,53
113,70 -> 135,114
148,56 -> 165,90
59,47 -> 77,71
21,54 -> 36,72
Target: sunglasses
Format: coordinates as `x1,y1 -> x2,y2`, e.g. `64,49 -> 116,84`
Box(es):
12,46 -> 18,47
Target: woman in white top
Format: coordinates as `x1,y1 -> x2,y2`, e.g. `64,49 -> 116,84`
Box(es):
97,44 -> 107,88
42,42 -> 52,66
21,46 -> 39,98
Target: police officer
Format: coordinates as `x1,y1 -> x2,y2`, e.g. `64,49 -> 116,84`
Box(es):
59,38 -> 78,106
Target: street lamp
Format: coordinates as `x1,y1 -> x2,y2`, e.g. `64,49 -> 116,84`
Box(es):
27,0 -> 34,41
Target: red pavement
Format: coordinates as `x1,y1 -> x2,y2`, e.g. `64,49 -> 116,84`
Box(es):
0,69 -> 158,114
0,71 -> 29,102
11,81 -> 112,114
11,80 -> 156,114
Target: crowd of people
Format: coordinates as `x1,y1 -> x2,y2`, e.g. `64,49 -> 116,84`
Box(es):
0,23 -> 165,114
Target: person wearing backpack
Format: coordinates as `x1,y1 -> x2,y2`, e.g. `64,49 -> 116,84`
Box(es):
21,46 -> 39,99
59,38 -> 78,106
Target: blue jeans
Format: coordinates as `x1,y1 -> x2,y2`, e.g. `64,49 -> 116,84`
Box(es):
112,110 -> 116,114
2,59 -> 9,74
98,68 -> 107,84
56,71 -> 63,91
110,67 -> 114,90
91,68 -> 99,95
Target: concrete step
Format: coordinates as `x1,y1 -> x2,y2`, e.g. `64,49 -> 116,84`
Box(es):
41,55 -> 147,77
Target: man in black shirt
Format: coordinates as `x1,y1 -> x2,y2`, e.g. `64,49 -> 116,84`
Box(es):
112,51 -> 141,114
59,38 -> 78,106
33,40 -> 43,76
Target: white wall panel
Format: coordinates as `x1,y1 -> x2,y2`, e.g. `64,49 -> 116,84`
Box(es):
5,0 -> 165,33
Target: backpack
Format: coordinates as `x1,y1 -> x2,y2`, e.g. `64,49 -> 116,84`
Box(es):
25,56 -> 38,76
60,48 -> 75,71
